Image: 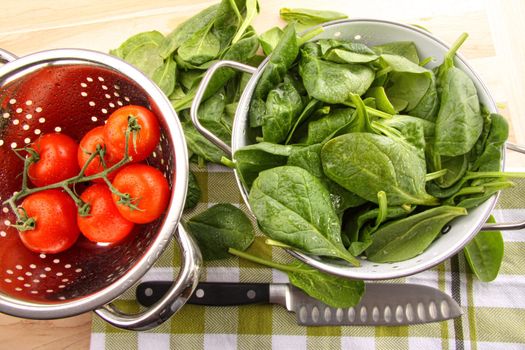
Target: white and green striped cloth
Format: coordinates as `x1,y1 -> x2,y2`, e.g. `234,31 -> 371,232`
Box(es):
90,164 -> 525,349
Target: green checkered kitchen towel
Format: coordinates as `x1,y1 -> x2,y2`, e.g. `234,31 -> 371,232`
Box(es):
90,163 -> 525,350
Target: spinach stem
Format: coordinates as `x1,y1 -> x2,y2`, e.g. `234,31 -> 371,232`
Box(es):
297,27 -> 324,46
425,169 -> 448,182
228,247 -> 302,273
445,32 -> 468,66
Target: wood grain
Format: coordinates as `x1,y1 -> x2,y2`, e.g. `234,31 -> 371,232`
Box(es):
1,0 -> 524,348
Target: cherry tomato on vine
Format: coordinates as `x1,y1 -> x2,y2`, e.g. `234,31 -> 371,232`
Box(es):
111,164 -> 170,224
17,189 -> 80,254
77,184 -> 135,244
78,126 -> 118,181
27,133 -> 80,187
104,105 -> 160,162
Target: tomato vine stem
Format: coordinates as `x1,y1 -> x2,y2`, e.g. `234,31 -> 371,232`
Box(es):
3,119 -> 140,227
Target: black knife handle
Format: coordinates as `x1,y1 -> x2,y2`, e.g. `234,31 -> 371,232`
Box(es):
136,281 -> 270,307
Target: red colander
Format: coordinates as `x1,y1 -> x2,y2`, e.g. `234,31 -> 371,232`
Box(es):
0,48 -> 201,330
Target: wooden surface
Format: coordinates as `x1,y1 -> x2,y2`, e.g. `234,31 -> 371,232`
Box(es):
1,0 -> 525,349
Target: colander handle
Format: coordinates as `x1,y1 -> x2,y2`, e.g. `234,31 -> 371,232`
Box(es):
0,48 -> 18,64
190,60 -> 257,156
481,141 -> 525,231
94,224 -> 202,331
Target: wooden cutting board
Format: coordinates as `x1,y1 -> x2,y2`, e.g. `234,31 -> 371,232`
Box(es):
1,0 -> 524,348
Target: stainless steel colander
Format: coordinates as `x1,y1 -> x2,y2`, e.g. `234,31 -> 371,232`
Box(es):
190,19 -> 525,281
0,48 -> 201,330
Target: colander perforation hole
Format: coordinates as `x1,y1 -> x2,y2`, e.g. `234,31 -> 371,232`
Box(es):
0,140 -> 4,147
38,117 -> 45,123
117,100 -> 123,106
4,279 -> 12,283
81,92 -> 88,97
9,98 -> 16,105
98,77 -> 105,82
6,270 -> 13,275
102,85 -> 108,90
54,127 -> 61,132
89,101 -> 96,107
35,107 -> 42,113
25,100 -> 33,106
104,94 -> 111,99
1,207 -> 7,213
109,102 -> 115,108
4,219 -> 11,226
22,124 -> 30,130
2,112 -> 9,118
24,138 -> 31,144
25,113 -> 32,120
101,108 -> 108,114
15,108 -> 22,114
91,116 -> 98,122
12,119 -> 19,125
86,77 -> 94,82
10,142 -> 17,149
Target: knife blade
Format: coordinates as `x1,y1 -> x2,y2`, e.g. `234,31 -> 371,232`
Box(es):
136,281 -> 461,326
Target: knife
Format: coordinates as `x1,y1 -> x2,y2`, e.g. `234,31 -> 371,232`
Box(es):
136,282 -> 462,326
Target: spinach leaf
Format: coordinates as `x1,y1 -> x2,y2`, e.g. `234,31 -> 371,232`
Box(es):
366,206 -> 467,262
114,31 -> 165,79
287,143 -> 367,213
285,98 -> 322,144
322,133 -> 439,206
279,8 -> 348,32
372,41 -> 420,64
111,30 -> 165,59
464,215 -> 504,282
231,0 -> 259,44
365,87 -> 396,114
471,113 -> 508,173
434,33 -> 483,156
249,24 -> 300,127
299,54 -> 375,103
434,67 -> 482,156
259,27 -> 284,55
301,107 -> 355,145
262,82 -> 304,143
249,166 -> 359,265
197,90 -> 231,144
182,121 -> 227,164
177,21 -> 221,66
159,4 -> 220,58
152,55 -> 177,96
187,204 -> 254,260
184,171 -> 201,210
212,0 -> 245,51
229,248 -> 364,308
321,41 -> 379,64
234,142 -> 295,190
381,54 -> 438,120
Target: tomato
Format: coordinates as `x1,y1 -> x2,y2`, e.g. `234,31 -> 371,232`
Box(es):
77,126 -> 118,181
111,164 -> 170,224
104,105 -> 160,162
77,184 -> 135,244
18,190 -> 80,254
28,133 -> 80,187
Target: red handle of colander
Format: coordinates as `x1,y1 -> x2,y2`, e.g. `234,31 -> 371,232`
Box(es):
94,224 -> 202,331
